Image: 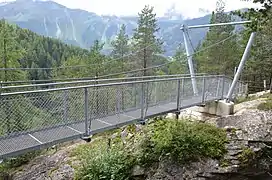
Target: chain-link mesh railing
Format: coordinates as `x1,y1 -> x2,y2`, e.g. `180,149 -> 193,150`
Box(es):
0,75 -> 247,158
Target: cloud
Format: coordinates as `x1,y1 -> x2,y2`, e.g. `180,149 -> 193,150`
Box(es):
54,0 -> 258,18
0,0 -> 259,18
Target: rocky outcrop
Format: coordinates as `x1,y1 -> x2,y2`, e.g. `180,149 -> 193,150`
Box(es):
9,141 -> 83,180
142,115 -> 272,179
139,98 -> 272,180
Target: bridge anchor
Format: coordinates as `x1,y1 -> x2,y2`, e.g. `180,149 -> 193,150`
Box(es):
139,119 -> 146,125
175,111 -> 180,120
81,135 -> 92,143
195,100 -> 234,116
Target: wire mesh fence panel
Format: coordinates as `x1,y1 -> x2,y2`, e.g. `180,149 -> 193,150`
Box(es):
87,83 -> 143,127
236,81 -> 247,96
180,77 -> 203,106
121,83 -> 142,112
221,77 -> 247,99
195,77 -> 205,101
145,82 -> 157,107
203,76 -> 222,101
0,91 -> 72,138
141,80 -> 175,118
89,86 -> 116,119
65,89 -> 85,124
223,78 -> 232,97
217,76 -> 226,99
181,78 -> 194,98
147,80 -> 178,106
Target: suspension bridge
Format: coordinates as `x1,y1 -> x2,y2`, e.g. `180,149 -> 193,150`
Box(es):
0,75 -> 246,159
0,20 -> 255,159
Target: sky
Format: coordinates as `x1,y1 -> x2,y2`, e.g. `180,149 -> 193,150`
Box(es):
1,0 -> 259,19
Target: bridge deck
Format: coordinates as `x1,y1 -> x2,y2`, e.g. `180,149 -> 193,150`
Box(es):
0,96 -> 215,159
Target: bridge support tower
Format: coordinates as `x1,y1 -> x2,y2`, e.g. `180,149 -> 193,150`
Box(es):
199,32 -> 256,116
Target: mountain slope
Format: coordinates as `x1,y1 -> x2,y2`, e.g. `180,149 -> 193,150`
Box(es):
0,19 -> 88,81
0,0 -> 211,55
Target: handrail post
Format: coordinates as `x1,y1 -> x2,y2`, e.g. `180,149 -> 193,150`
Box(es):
221,76 -> 225,99
83,87 -> 91,142
269,79 -> 272,93
134,84 -> 137,109
154,81 -> 157,104
176,79 -> 181,111
0,81 -> 3,95
140,82 -> 145,124
175,79 -> 181,120
181,78 -> 185,98
95,76 -> 99,119
201,76 -> 206,103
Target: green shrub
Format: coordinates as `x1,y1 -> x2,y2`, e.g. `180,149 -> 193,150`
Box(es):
235,96 -> 253,104
235,93 -> 272,104
257,94 -> 272,111
74,140 -> 135,180
238,147 -> 256,167
258,102 -> 272,111
139,119 -> 227,165
73,119 -> 228,179
259,93 -> 272,99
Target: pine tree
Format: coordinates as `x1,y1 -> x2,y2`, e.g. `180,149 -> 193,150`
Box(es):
168,45 -> 188,74
237,0 -> 272,31
0,19 -> 26,82
55,40 -> 105,79
89,40 -> 105,77
195,0 -> 240,75
236,0 -> 272,92
132,5 -> 163,76
111,24 -> 130,74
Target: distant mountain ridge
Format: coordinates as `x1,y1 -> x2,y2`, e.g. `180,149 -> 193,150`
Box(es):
0,0 -> 212,55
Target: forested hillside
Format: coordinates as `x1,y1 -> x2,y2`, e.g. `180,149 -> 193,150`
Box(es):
0,17 -> 176,83
0,19 -> 88,82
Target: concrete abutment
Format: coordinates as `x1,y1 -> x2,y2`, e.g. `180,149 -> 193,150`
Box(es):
167,100 -> 235,119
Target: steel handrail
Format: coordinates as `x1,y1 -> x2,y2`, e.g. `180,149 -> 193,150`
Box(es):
1,75 -> 224,96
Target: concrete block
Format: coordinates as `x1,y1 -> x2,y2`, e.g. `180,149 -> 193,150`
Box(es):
216,100 -> 234,116
194,100 -> 234,116
195,101 -> 218,115
203,101 -> 218,115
